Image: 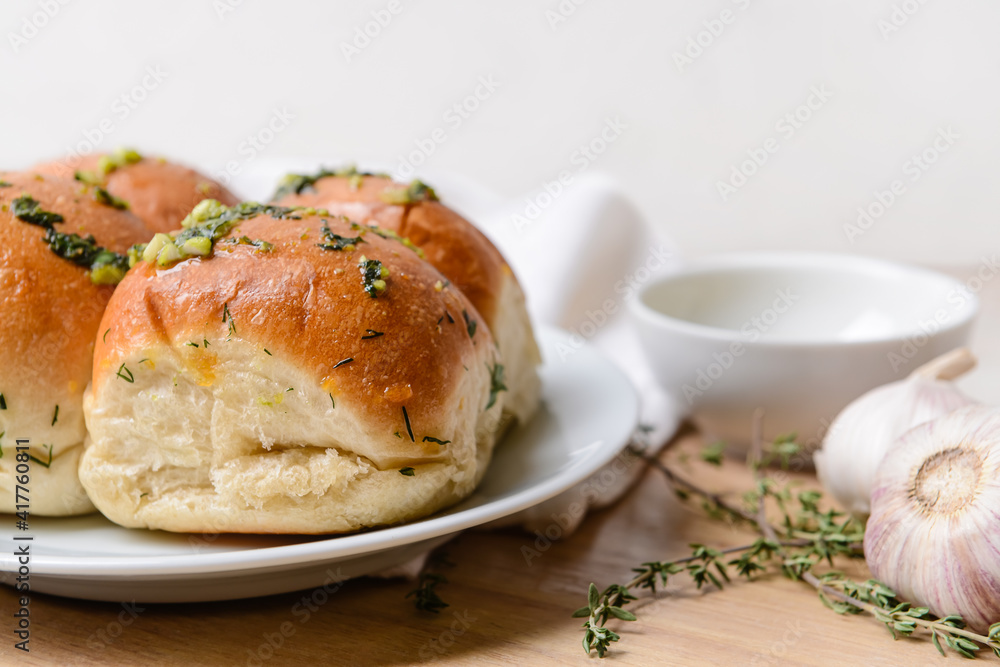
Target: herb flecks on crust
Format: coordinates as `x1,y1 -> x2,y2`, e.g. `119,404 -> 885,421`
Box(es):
379,179 -> 439,205
90,185 -> 129,210
271,165 -> 391,200
486,363 -> 507,410
11,195 -> 128,284
74,147 -> 143,186
12,195 -> 64,227
358,256 -> 388,298
131,200 -> 300,268
316,218 -> 366,251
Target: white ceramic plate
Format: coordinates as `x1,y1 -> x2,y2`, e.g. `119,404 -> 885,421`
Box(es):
0,326 -> 637,602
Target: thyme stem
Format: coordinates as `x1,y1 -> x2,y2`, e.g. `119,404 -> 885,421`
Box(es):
748,409 -> 997,654
637,447 -> 757,523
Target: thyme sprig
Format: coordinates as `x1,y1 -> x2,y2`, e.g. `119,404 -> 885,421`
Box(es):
576,414 -> 1000,659
406,573 -> 449,613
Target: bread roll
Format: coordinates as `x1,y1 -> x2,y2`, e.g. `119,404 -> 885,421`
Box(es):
34,149 -> 238,233
274,170 -> 541,425
0,172 -> 151,516
80,203 -> 505,533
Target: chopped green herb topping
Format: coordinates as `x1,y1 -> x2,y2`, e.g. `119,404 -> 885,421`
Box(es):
12,195 -> 129,283
329,394 -> 335,408
358,256 -> 388,298
365,225 -> 425,258
51,405 -> 59,426
12,195 -> 64,227
361,329 -> 384,340
28,443 -> 53,469
0,181 -> 12,188
74,170 -> 103,187
223,302 -> 236,339
0,393 -> 7,410
422,436 -> 451,445
91,186 -> 129,210
222,235 -> 274,252
316,219 -> 365,252
264,348 -> 272,356
96,147 -> 142,176
44,228 -> 130,285
399,467 -> 415,476
379,180 -> 439,205
393,430 -> 402,439
117,363 -> 134,383
402,406 -> 415,442
333,357 -> 354,369
486,363 -> 507,410
445,311 -> 455,324
463,310 -> 477,339
103,328 -> 111,343
270,165 -> 390,200
186,341 -> 199,348
133,201 -> 300,269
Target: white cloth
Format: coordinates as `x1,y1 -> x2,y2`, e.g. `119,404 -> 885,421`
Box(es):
477,172 -> 682,534
230,162 -> 683,575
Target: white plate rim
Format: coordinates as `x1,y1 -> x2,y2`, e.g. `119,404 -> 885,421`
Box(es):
1,325 -> 638,578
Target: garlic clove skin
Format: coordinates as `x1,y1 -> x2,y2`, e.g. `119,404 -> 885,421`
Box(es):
814,377 -> 975,516
864,405 -> 1000,634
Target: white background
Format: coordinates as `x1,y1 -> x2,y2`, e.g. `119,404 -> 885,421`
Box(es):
3,0 -> 998,265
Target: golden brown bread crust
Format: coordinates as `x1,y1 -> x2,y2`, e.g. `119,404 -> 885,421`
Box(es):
0,171 -> 151,515
34,155 -> 238,234
0,171 -> 151,401
83,209 -> 504,532
93,212 -> 494,445
275,176 -> 505,330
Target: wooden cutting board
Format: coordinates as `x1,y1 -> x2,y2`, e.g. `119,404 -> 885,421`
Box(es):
0,431 -> 954,666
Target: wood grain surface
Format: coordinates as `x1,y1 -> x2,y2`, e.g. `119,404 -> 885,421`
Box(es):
0,432 -> 957,667
2,271 -> 995,666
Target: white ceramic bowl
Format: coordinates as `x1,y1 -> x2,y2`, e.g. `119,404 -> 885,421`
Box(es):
630,253 -> 979,450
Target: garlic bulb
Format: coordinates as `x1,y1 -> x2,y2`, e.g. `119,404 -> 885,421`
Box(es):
865,405 -> 1000,633
814,348 -> 977,516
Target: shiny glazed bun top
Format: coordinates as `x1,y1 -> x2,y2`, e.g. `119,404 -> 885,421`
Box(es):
0,171 -> 151,516
81,201 -> 506,534
273,169 -> 541,424
34,148 -> 239,233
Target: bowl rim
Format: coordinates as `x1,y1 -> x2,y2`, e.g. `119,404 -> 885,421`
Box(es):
630,251 -> 980,348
